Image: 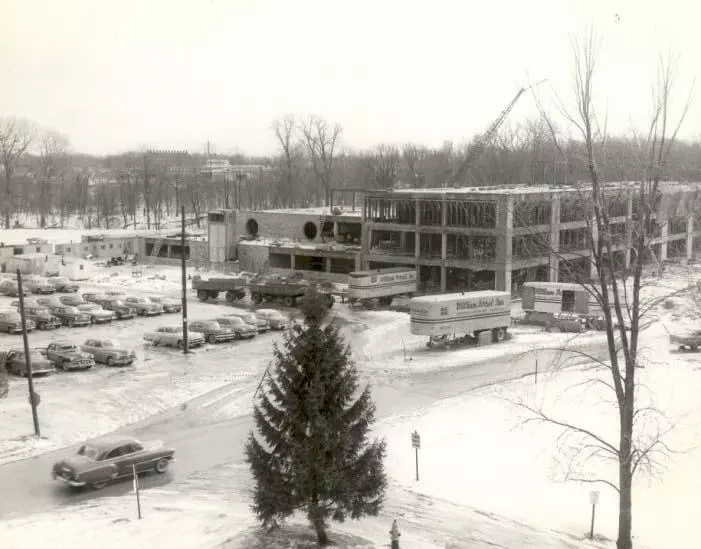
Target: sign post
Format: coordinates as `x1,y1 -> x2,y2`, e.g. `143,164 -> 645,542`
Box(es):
133,463 -> 142,519
411,430 -> 421,481
180,206 -> 189,354
589,490 -> 599,539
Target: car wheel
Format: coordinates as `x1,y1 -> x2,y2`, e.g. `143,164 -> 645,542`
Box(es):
91,480 -> 108,490
37,322 -> 46,330
283,296 -> 294,307
177,340 -> 184,350
155,458 -> 170,474
208,334 -> 217,344
67,319 -> 74,328
106,357 -> 115,367
90,317 -> 95,324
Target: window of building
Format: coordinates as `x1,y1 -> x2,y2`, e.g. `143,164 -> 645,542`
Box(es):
109,244 -> 113,249
101,245 -> 105,250
66,247 -> 71,253
209,212 -> 225,223
13,247 -> 22,255
36,246 -> 41,253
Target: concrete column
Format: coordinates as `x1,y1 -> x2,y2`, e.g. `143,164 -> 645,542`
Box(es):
549,196 -> 560,282
440,266 -> 447,292
660,220 -> 668,262
495,196 -> 513,293
590,222 -> 598,279
415,198 -> 421,260
333,221 -> 339,241
687,217 -> 694,259
354,253 -> 362,271
325,257 -> 332,273
625,192 -> 633,268
399,232 -> 407,252
289,253 -> 295,270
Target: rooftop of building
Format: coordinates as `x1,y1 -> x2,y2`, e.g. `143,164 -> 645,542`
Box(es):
238,237 -> 362,253
368,181 -> 701,198
250,206 -> 363,218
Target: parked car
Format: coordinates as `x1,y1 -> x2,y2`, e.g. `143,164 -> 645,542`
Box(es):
225,310 -> 270,332
47,276 -> 79,293
253,309 -> 289,330
551,312 -> 588,333
1,280 -> 29,297
670,329 -> 701,352
83,292 -> 108,303
189,320 -> 236,343
17,305 -> 62,330
46,341 -> 95,371
59,294 -> 87,307
51,435 -> 175,489
50,305 -> 92,327
124,296 -> 164,316
144,326 -> 205,349
10,299 -> 38,309
105,290 -> 127,297
24,277 -> 56,294
148,296 -> 181,313
105,257 -> 125,267
1,349 -> 55,376
77,304 -> 115,324
36,296 -> 64,309
96,298 -> 137,320
215,316 -> 257,339
0,312 -> 35,333
81,338 -> 136,366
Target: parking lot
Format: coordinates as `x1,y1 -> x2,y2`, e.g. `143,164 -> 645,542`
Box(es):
0,274 -> 292,463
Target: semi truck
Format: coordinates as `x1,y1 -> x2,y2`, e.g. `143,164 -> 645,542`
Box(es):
410,290 -> 511,348
521,281 -> 613,327
192,276 -> 247,303
248,279 -> 335,308
347,267 -> 417,306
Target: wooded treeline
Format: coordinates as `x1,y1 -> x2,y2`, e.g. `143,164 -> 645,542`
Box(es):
2,114 -> 701,230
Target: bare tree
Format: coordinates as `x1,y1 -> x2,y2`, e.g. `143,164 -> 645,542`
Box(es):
402,143 -> 429,187
300,115 -> 342,206
273,116 -> 302,207
37,130 -> 70,227
513,32 -> 694,549
0,117 -> 37,228
368,144 -> 401,188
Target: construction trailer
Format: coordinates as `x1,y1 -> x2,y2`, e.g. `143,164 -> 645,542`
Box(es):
521,281 -> 614,319
347,267 -> 417,306
410,290 -> 512,348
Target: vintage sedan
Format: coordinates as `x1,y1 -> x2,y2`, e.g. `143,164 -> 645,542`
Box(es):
82,292 -> 108,303
189,320 -> 236,343
96,298 -> 137,320
124,296 -> 164,316
0,312 -> 36,334
17,305 -> 62,330
148,296 -> 181,313
46,341 -> 95,371
1,280 -> 29,297
225,310 -> 270,332
144,325 -> 205,349
52,435 -> 175,489
47,276 -> 80,293
215,316 -> 257,339
24,277 -> 56,294
81,338 -> 135,366
50,305 -> 92,327
59,294 -> 87,307
1,349 -> 55,377
36,296 -> 64,309
253,309 -> 289,330
77,303 -> 115,324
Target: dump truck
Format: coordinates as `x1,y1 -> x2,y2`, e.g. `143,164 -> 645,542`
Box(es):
247,275 -> 335,308
410,290 -> 511,348
347,267 -> 417,306
192,275 -> 247,303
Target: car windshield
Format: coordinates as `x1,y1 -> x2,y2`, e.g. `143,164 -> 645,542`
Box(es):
222,317 -> 243,325
111,300 -> 126,306
200,321 -> 219,329
77,444 -> 100,460
102,340 -> 120,347
60,345 -> 77,351
242,314 -> 257,323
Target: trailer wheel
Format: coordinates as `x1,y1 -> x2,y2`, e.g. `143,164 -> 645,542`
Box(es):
225,291 -> 236,304
197,290 -> 208,301
691,344 -> 699,352
326,295 -> 335,308
283,296 -> 294,307
492,327 -> 506,343
252,293 -> 263,305
208,291 -> 219,300
378,296 -> 393,307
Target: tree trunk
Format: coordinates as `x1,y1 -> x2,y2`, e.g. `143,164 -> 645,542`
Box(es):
617,390 -> 634,549
311,514 -> 329,546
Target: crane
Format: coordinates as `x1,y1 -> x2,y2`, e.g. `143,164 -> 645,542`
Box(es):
445,79 -> 547,187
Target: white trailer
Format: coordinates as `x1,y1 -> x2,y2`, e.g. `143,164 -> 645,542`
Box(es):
521,282 -> 613,320
410,290 -> 511,348
347,267 -> 417,306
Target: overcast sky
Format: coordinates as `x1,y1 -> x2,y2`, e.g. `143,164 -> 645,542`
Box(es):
1,0 -> 698,157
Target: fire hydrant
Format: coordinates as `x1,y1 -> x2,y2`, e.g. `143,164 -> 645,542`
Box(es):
390,519 -> 401,549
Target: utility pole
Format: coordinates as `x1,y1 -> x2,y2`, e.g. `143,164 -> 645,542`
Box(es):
143,153 -> 151,229
181,206 -> 189,354
17,270 -> 40,436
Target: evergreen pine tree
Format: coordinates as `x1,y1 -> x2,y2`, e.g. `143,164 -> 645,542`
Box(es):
245,288 -> 387,545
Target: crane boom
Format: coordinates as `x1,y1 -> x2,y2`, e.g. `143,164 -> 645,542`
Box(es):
447,80 -> 545,187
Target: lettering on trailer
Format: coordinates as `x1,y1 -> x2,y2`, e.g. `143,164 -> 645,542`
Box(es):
455,297 -> 506,311
534,287 -> 562,296
370,272 -> 416,285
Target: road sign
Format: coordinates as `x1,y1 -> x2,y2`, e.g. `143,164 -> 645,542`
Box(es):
29,392 -> 41,407
411,431 -> 421,449
589,490 -> 600,505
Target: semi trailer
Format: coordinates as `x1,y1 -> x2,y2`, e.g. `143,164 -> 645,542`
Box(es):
410,290 -> 511,348
347,267 -> 417,306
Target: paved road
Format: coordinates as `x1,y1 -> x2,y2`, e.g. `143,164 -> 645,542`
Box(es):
0,337 -> 607,520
